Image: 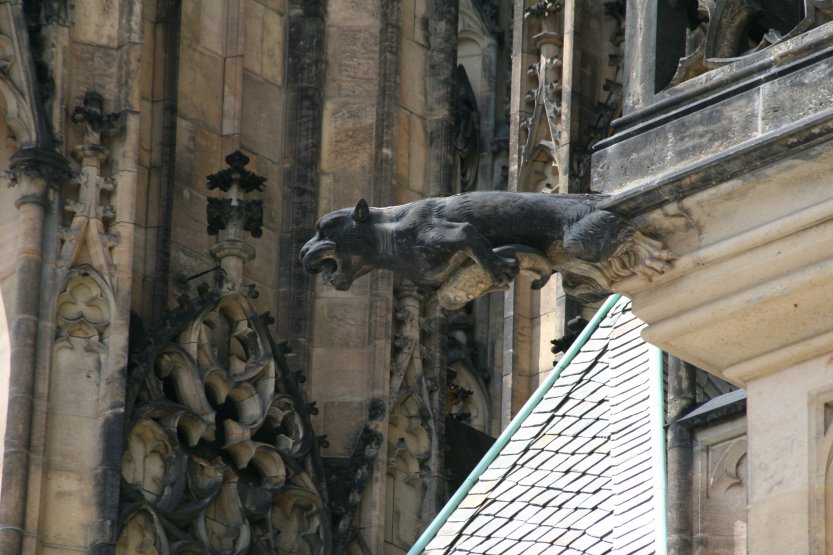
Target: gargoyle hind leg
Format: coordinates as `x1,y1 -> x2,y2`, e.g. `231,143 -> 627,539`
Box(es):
563,209 -> 676,277
562,210 -> 633,262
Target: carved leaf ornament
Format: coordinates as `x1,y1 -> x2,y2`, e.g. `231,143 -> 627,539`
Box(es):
119,291 -> 328,554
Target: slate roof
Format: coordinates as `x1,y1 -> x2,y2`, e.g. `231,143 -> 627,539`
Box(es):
423,298 -> 659,554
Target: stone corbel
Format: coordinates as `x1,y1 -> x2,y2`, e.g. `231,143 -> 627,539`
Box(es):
8,145 -> 71,205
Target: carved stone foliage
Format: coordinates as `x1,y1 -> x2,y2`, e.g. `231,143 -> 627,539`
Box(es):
665,0 -> 833,88
119,287 -> 330,554
58,91 -> 121,274
385,284 -> 445,550
207,151 -> 265,238
446,314 -> 489,433
326,422 -> 384,553
519,1 -> 564,192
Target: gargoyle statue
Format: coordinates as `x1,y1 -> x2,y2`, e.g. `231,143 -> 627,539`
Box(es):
300,192 -> 675,309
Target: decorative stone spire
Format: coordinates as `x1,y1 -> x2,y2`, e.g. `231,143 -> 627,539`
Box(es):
69,91 -> 120,221
206,150 -> 265,288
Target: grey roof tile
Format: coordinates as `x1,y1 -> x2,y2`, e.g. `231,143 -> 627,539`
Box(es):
425,532 -> 458,550
488,538 -> 519,553
537,526 -> 567,544
585,516 -> 613,539
446,506 -> 476,523
497,500 -> 530,519
455,534 -> 487,552
574,436 -> 607,454
526,505 -> 559,525
468,479 -> 500,498
425,300 -> 660,555
470,536 -> 503,553
515,486 -> 548,503
490,452 -> 522,469
472,516 -> 510,538
505,521 -> 542,541
553,529 -> 583,546
465,514 -> 497,536
523,525 -> 552,542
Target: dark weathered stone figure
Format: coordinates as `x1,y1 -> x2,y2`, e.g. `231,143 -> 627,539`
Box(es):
300,192 -> 675,308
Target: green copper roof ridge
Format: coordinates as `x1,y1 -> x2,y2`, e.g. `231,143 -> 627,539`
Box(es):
408,293 -> 623,555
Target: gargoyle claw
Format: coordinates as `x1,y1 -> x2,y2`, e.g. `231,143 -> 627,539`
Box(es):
486,256 -> 520,285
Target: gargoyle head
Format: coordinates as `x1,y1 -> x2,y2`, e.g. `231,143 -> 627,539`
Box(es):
300,199 -> 378,291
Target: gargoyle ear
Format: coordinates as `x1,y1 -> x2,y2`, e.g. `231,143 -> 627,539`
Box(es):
352,198 -> 370,222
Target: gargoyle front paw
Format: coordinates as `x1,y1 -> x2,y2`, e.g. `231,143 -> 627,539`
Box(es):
486,256 -> 520,285
530,274 -> 551,290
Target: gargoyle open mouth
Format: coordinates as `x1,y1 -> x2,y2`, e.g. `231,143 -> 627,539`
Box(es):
319,258 -> 338,286
300,242 -> 350,289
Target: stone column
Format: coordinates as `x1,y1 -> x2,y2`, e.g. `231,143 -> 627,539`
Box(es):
277,0 -> 327,381
666,356 -> 696,555
427,0 -> 459,197
0,147 -> 69,554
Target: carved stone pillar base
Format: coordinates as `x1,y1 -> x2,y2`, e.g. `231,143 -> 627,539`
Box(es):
210,239 -> 255,288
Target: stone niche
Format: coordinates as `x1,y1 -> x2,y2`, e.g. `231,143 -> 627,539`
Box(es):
692,417 -> 748,555
590,9 -> 833,387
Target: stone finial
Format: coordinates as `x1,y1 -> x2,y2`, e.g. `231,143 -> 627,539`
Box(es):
70,91 -> 121,160
206,150 -> 266,287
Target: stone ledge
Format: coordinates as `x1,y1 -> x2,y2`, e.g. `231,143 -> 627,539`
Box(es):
601,135 -> 833,385
593,26 -> 833,204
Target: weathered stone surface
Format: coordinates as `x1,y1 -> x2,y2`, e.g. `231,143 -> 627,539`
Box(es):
693,419 -> 747,555
333,28 -> 378,97
243,0 -> 264,74
41,470 -> 96,548
321,400 -> 366,455
320,99 -> 375,173
327,0 -> 380,27
400,37 -> 427,114
312,298 -> 370,348
595,26 -> 833,201
71,0 -> 119,46
177,46 -> 224,132
318,173 -> 372,216
261,8 -> 285,85
198,0 -> 227,55
310,347 -> 369,397
240,73 -> 285,162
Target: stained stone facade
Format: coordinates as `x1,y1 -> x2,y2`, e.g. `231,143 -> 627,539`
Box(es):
5,0 -> 833,554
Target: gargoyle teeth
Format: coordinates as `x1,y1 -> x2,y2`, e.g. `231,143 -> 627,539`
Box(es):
321,259 -> 338,286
